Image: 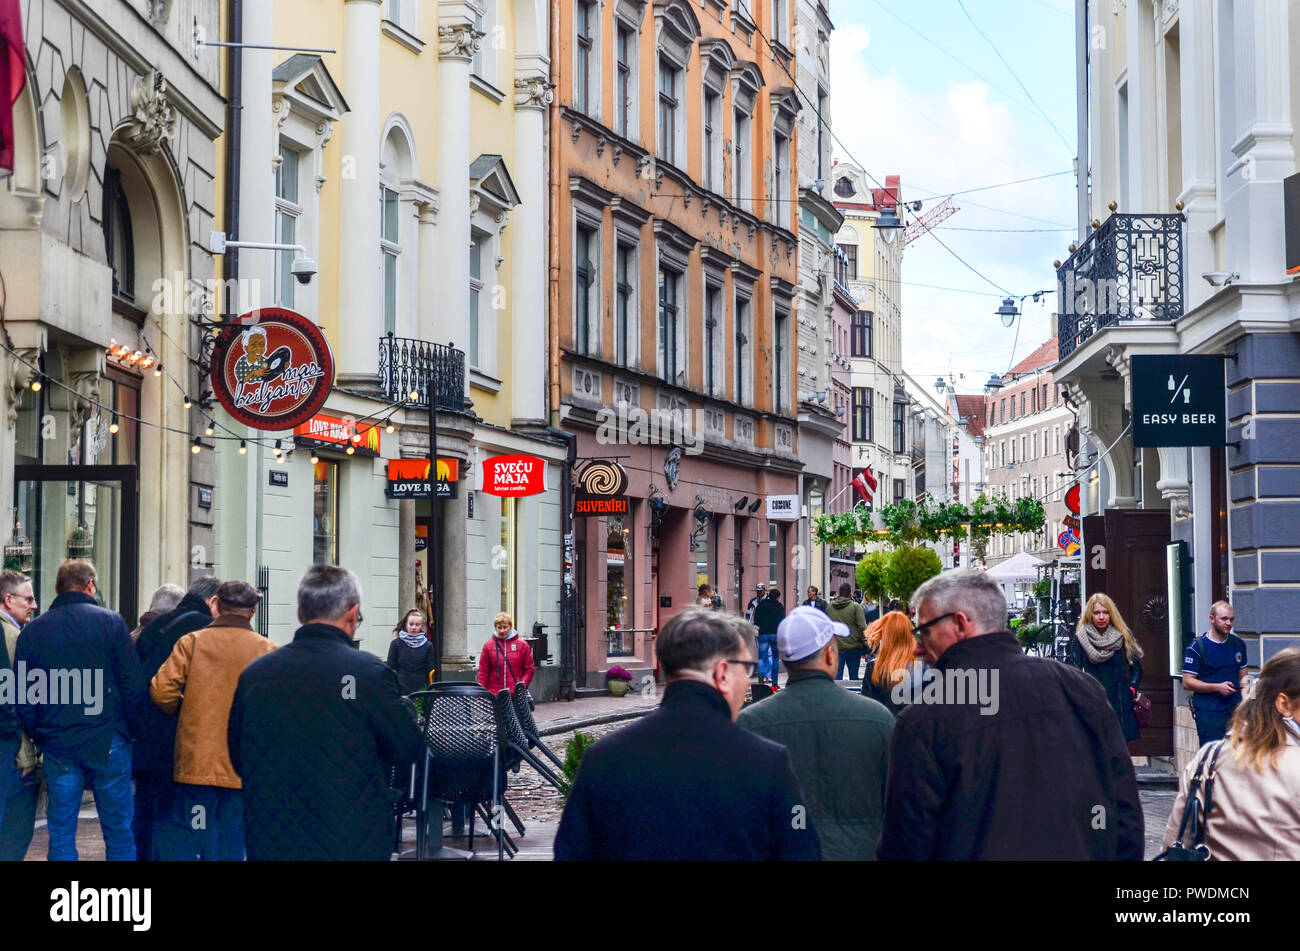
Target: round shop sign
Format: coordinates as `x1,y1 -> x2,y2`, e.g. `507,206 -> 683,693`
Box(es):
210,308 -> 335,430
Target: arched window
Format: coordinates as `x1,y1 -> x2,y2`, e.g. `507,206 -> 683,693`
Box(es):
103,166 -> 135,302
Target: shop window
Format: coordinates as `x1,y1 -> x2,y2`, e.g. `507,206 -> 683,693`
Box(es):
693,514 -> 712,595
768,522 -> 779,587
499,497 -> 517,619
313,461 -> 339,565
607,514 -> 630,629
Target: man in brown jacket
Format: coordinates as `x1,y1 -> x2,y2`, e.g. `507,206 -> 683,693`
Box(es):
150,580 -> 275,860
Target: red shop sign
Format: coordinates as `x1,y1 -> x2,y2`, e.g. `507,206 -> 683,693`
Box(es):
477,454 -> 548,497
210,308 -> 334,431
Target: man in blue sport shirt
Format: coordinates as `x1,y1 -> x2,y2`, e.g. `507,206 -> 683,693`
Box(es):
1181,601 -> 1250,748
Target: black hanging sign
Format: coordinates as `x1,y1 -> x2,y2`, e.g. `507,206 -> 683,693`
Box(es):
1131,354 -> 1227,448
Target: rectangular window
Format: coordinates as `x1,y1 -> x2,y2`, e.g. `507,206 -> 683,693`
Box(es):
616,243 -> 634,366
774,308 -> 788,410
469,234 -> 483,368
274,144 -> 301,308
733,108 -> 750,205
658,59 -> 679,165
1000,398 -> 1006,422
735,294 -> 751,404
704,90 -> 720,192
892,402 -> 905,454
772,132 -> 788,227
1054,425 -> 1061,454
851,387 -> 872,442
380,186 -> 400,336
1020,393 -> 1026,417
1032,431 -> 1038,459
575,224 -> 596,355
768,523 -> 780,589
616,25 -> 633,137
838,244 -> 858,280
894,479 -> 905,504
705,285 -> 721,396
576,1 -> 596,114
313,461 -> 338,565
771,0 -> 788,44
658,267 -> 680,384
850,310 -> 872,357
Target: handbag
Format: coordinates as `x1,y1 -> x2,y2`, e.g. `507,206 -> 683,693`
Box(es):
1154,740 -> 1224,861
1133,691 -> 1153,728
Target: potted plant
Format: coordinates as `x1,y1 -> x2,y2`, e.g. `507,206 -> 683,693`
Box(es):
605,664 -> 634,696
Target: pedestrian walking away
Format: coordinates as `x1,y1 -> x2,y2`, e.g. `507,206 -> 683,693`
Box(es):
739,606 -> 893,860
150,580 -> 277,860
554,609 -> 820,861
0,571 -> 39,860
1066,593 -> 1145,744
132,575 -> 223,861
1161,648 -> 1300,860
751,587 -> 786,685
861,611 -> 926,717
388,608 -> 435,695
228,565 -> 423,861
15,559 -> 148,861
825,583 -> 868,681
476,612 -> 535,694
877,568 -> 1143,861
1182,601 -> 1249,748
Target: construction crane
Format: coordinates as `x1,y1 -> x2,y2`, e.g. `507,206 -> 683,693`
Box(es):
904,196 -> 959,247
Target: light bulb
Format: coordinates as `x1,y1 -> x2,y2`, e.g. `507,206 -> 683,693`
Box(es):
109,415 -> 120,435
238,440 -> 247,455
154,363 -> 163,377
408,389 -> 420,401
310,453 -> 319,465
204,421 -> 215,437
29,377 -> 42,392
183,395 -> 192,409
346,445 -> 355,455
385,419 -> 395,434
191,437 -> 202,455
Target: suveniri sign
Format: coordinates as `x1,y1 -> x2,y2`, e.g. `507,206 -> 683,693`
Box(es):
1131,354 -> 1227,448
575,460 -> 629,517
477,454 -> 548,497
386,458 -> 459,499
210,308 -> 334,430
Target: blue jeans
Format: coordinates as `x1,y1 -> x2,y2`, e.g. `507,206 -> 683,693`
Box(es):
757,635 -> 778,683
161,784 -> 245,861
0,746 -> 38,861
0,737 -> 26,858
837,649 -> 864,681
135,773 -> 197,862
44,735 -> 136,861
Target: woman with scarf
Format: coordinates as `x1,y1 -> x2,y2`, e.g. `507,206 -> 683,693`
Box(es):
387,609 -> 435,695
1067,593 -> 1144,742
476,612 -> 535,695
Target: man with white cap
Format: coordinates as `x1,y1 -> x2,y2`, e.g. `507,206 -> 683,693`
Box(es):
738,606 -> 895,860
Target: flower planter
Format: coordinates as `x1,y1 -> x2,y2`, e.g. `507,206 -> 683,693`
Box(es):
608,680 -> 630,697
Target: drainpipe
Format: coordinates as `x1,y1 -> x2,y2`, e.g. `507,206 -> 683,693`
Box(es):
223,0 -> 242,323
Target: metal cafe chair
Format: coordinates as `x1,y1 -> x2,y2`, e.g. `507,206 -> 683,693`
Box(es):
492,688 -> 567,794
417,683 -> 515,860
510,682 -> 566,772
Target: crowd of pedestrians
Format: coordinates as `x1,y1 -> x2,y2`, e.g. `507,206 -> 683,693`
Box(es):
1,553 -> 1296,862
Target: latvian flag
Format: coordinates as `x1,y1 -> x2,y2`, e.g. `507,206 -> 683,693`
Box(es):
852,467 -> 877,506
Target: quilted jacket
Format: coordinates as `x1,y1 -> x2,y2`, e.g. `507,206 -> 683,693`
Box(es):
228,623 -> 423,861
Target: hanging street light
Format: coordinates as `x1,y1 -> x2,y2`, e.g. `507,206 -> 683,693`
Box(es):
996,297 -> 1020,328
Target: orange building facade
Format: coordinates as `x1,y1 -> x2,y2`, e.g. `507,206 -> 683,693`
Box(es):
550,0 -> 804,684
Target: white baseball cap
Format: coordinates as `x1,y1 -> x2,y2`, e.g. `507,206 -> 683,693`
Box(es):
776,605 -> 850,663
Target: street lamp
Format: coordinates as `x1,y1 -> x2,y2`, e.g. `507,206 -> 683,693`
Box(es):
873,206 -> 904,232
983,374 -> 1005,394
996,297 -> 1020,328
933,376 -> 946,394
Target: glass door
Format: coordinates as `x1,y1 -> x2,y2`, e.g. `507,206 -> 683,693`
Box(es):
12,466 -> 139,626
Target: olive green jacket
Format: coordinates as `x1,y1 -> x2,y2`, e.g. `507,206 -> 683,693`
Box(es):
738,669 -> 893,860
1,614 -> 38,770
826,597 -> 868,650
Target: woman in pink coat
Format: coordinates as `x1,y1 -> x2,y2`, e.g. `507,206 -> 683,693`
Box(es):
476,612 -> 535,694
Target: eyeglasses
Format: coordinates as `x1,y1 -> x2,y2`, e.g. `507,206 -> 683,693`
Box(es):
912,612 -> 957,641
727,658 -> 758,674
5,594 -> 36,604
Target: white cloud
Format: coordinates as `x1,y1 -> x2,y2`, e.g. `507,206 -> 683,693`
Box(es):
828,23 -> 1077,391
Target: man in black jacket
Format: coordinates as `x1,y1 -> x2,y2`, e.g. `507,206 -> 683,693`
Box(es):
132,575 -> 221,861
555,608 -> 820,861
878,568 -> 1143,861
752,588 -> 786,685
15,559 -> 147,860
228,565 -> 423,860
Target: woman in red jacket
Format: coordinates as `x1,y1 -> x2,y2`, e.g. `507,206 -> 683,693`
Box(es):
476,612 -> 534,694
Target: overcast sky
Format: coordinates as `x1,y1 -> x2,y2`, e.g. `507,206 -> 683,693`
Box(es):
828,0 -> 1078,393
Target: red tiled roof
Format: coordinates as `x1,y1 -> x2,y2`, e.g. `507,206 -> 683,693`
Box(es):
1006,336 -> 1058,378
953,395 -> 986,439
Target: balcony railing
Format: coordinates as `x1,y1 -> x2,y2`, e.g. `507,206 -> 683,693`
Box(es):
379,333 -> 466,410
1056,213 -> 1184,360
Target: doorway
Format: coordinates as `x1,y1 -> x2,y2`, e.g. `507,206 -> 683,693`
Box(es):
12,465 -> 139,626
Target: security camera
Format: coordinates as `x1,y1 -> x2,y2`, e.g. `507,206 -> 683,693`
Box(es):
291,256 -> 318,285
1202,271 -> 1239,287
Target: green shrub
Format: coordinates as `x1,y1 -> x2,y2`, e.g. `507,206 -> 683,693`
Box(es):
886,546 -> 943,603
856,550 -> 890,602
558,731 -> 597,798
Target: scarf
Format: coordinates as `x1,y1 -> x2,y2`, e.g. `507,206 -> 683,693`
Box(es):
1075,622 -> 1126,664
399,631 -> 428,649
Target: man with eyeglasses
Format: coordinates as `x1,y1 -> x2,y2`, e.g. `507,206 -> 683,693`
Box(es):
0,570 -> 39,859
878,568 -> 1143,861
555,608 -> 820,861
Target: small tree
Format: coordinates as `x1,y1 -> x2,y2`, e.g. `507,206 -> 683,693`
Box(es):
856,550 -> 890,602
886,546 -> 943,603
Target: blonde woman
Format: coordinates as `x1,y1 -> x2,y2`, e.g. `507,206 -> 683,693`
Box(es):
1068,593 -> 1144,742
476,611 -> 535,694
1161,648 -> 1300,860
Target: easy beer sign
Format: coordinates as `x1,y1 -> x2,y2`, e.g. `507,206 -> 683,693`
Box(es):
1131,355 -> 1226,448
478,454 -> 548,497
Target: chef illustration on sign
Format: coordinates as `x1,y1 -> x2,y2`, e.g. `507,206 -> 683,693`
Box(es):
233,327 -> 292,398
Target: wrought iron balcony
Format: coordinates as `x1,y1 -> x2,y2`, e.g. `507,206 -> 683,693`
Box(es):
1056,213 -> 1184,360
378,333 -> 466,411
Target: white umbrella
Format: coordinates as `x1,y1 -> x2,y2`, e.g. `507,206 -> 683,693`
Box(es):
983,552 -> 1048,584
